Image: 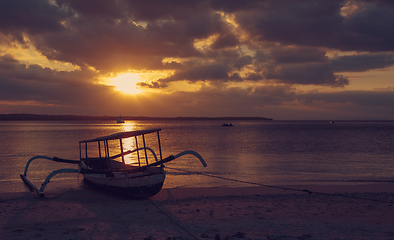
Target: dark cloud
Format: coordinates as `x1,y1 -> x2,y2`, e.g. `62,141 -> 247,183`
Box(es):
341,2 -> 394,51
235,0 -> 394,52
244,72 -> 262,81
375,0 -> 394,8
4,0 -> 392,81
331,53 -> 394,72
56,0 -> 127,19
233,55 -> 253,70
25,3 -> 227,73
0,54 -> 103,105
301,88 -> 394,107
0,52 -> 393,119
125,0 -> 209,22
144,84 -> 299,117
235,0 -> 343,47
0,0 -> 68,36
211,33 -> 239,49
270,47 -> 328,64
162,63 -> 233,83
263,63 -> 349,87
0,54 -> 19,69
132,85 -> 394,119
210,0 -> 263,13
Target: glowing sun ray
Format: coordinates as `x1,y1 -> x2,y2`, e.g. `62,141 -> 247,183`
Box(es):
111,73 -> 142,94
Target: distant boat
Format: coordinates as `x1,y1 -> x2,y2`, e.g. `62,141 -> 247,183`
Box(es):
222,123 -> 234,127
117,115 -> 125,123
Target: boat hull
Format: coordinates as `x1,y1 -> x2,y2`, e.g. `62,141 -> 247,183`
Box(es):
82,167 -> 166,198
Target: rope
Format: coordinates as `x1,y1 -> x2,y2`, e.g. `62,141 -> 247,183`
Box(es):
145,197 -> 199,240
165,166 -> 394,204
134,181 -> 199,240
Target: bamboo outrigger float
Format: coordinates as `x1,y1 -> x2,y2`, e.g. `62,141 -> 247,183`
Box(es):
21,128 -> 207,198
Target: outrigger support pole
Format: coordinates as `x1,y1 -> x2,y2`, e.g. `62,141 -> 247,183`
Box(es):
20,155 -> 80,197
22,155 -> 79,176
21,169 -> 80,197
147,150 -> 207,167
174,150 -> 207,167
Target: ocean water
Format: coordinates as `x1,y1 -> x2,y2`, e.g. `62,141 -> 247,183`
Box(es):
1,120 -> 394,193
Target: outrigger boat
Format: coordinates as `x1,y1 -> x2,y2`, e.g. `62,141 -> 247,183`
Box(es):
21,128 -> 207,198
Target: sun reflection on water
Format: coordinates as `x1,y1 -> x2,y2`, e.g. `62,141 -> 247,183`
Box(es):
120,122 -> 137,165
115,122 -> 161,166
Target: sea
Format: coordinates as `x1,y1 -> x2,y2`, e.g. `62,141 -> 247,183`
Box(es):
1,120 -> 394,194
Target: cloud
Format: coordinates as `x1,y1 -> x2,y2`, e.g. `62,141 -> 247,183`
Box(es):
300,88 -> 394,107
263,63 -> 349,87
0,54 -> 103,105
25,3 -> 229,73
211,33 -> 240,49
56,0 -> 127,19
0,0 -> 68,39
235,1 -> 344,46
270,46 -> 328,64
1,0 -> 394,119
1,52 -> 393,120
132,84 -> 394,119
163,63 -> 234,82
235,0 -> 394,52
331,53 -> 394,72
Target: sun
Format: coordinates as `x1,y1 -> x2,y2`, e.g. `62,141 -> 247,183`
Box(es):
111,73 -> 143,94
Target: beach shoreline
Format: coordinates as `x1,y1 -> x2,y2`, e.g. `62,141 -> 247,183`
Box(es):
1,184 -> 394,239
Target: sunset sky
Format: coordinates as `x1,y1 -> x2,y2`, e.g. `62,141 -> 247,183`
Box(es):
1,0 -> 394,120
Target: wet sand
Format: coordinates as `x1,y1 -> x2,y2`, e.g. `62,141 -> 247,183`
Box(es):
1,184 -> 393,240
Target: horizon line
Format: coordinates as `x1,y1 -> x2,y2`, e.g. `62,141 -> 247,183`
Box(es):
0,113 -> 273,121
1,113 -> 394,122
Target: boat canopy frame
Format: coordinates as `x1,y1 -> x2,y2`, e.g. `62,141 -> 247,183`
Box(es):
79,128 -> 163,170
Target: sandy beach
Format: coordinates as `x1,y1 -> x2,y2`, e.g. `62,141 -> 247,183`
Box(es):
1,184 -> 393,240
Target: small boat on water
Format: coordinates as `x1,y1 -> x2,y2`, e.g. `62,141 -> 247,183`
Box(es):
20,128 -> 207,198
116,115 -> 125,123
221,123 -> 234,127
